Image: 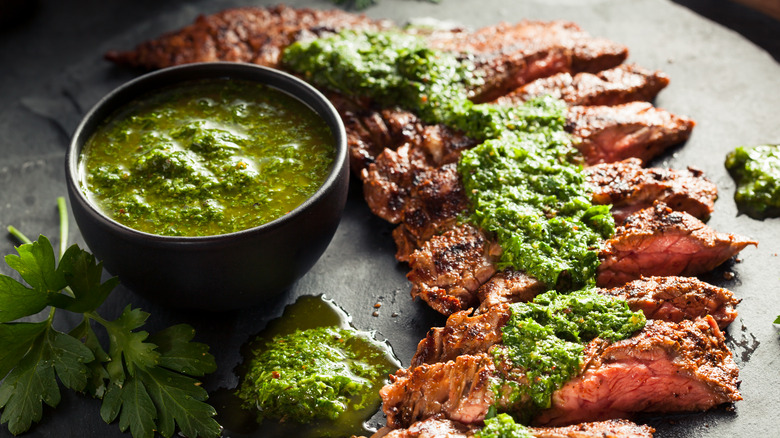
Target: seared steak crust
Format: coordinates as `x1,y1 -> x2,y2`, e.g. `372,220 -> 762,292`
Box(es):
105,5 -> 391,69
584,158 -> 718,223
597,203 -> 757,287
428,21 -> 628,102
372,416 -> 654,438
528,419 -> 655,438
535,316 -> 741,426
411,303 -> 512,367
603,276 -> 739,329
495,64 -> 669,107
566,102 -> 695,165
408,224 -> 501,315
476,269 -> 548,314
380,353 -> 521,429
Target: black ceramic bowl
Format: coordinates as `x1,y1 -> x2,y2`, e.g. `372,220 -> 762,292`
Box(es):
66,62 -> 348,311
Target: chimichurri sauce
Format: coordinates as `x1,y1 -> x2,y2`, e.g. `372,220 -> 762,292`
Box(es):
284,30 -> 613,290
496,288 -> 645,413
475,414 -> 534,438
725,144 -> 780,218
79,78 -> 335,237
231,295 -> 399,438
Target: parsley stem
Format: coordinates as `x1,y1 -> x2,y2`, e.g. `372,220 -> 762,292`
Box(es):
7,226 -> 32,245
57,196 -> 68,258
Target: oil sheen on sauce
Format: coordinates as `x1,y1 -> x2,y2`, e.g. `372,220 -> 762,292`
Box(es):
212,295 -> 400,438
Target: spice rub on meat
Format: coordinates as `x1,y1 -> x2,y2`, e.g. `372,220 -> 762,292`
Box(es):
382,317 -> 740,429
597,202 -> 758,288
412,276 -> 739,368
566,102 -> 695,165
584,158 -> 718,223
105,5 -> 391,69
405,202 -> 754,316
427,20 -> 628,102
371,415 -> 655,438
535,316 -> 741,426
407,224 -> 501,315
494,64 -> 670,108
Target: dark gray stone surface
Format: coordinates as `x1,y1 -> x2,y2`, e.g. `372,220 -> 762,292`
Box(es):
0,0 -> 778,437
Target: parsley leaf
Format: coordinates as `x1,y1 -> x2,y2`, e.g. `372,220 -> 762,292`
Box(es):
0,322 -> 93,435
0,198 -> 220,438
98,307 -> 219,438
774,315 -> 780,324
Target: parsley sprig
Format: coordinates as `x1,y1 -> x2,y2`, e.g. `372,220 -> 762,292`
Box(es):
0,197 -> 221,438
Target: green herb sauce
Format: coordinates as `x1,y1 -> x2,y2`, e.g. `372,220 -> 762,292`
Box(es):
234,295 -> 399,437
283,30 -> 613,289
475,414 -> 534,438
79,78 -> 335,237
496,288 -> 645,411
725,144 -> 780,218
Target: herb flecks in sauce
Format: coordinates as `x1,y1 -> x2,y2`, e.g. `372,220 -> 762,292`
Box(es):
459,131 -> 614,289
80,79 -> 335,237
725,144 -> 780,218
496,289 -> 646,411
235,295 -> 398,437
283,30 -> 612,289
475,413 -> 535,438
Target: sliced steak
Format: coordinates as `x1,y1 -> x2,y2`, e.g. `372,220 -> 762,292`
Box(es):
566,102 -> 695,165
407,224 -> 501,315
528,419 -> 654,438
495,64 -> 669,107
584,158 -> 718,223
603,276 -> 739,329
362,144 -> 438,224
372,416 -> 654,438
476,269 -> 548,314
384,317 -> 738,429
411,303 -> 512,367
371,414 -> 478,438
428,21 -> 628,102
380,352 -> 528,429
105,6 -> 391,69
597,203 -> 758,287
535,316 -> 741,426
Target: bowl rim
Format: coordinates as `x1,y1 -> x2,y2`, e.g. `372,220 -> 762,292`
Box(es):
66,61 -> 348,244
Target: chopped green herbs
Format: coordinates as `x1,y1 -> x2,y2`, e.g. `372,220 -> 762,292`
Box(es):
80,78 -> 335,237
283,30 -> 613,290
0,198 -> 219,438
237,324 -> 397,432
497,288 -> 645,410
460,130 -> 614,289
475,413 -> 535,438
725,144 -> 780,218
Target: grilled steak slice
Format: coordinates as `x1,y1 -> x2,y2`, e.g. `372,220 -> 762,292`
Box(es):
381,353 -> 528,429
603,276 -> 739,329
385,317 -> 738,429
428,21 -> 628,102
535,316 -> 741,426
476,269 -> 547,314
495,64 -> 669,107
566,102 -> 695,165
528,419 -> 655,438
408,224 -> 501,315
105,5 -> 391,69
362,144 -> 438,224
411,303 -> 512,367
372,416 -> 654,438
597,203 -> 757,288
412,276 -> 738,367
585,158 -> 718,223
371,414 -> 478,438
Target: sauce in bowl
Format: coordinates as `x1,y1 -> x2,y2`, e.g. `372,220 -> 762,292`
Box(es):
79,78 -> 335,236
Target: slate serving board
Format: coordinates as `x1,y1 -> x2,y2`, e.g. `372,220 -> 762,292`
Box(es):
0,0 -> 778,437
